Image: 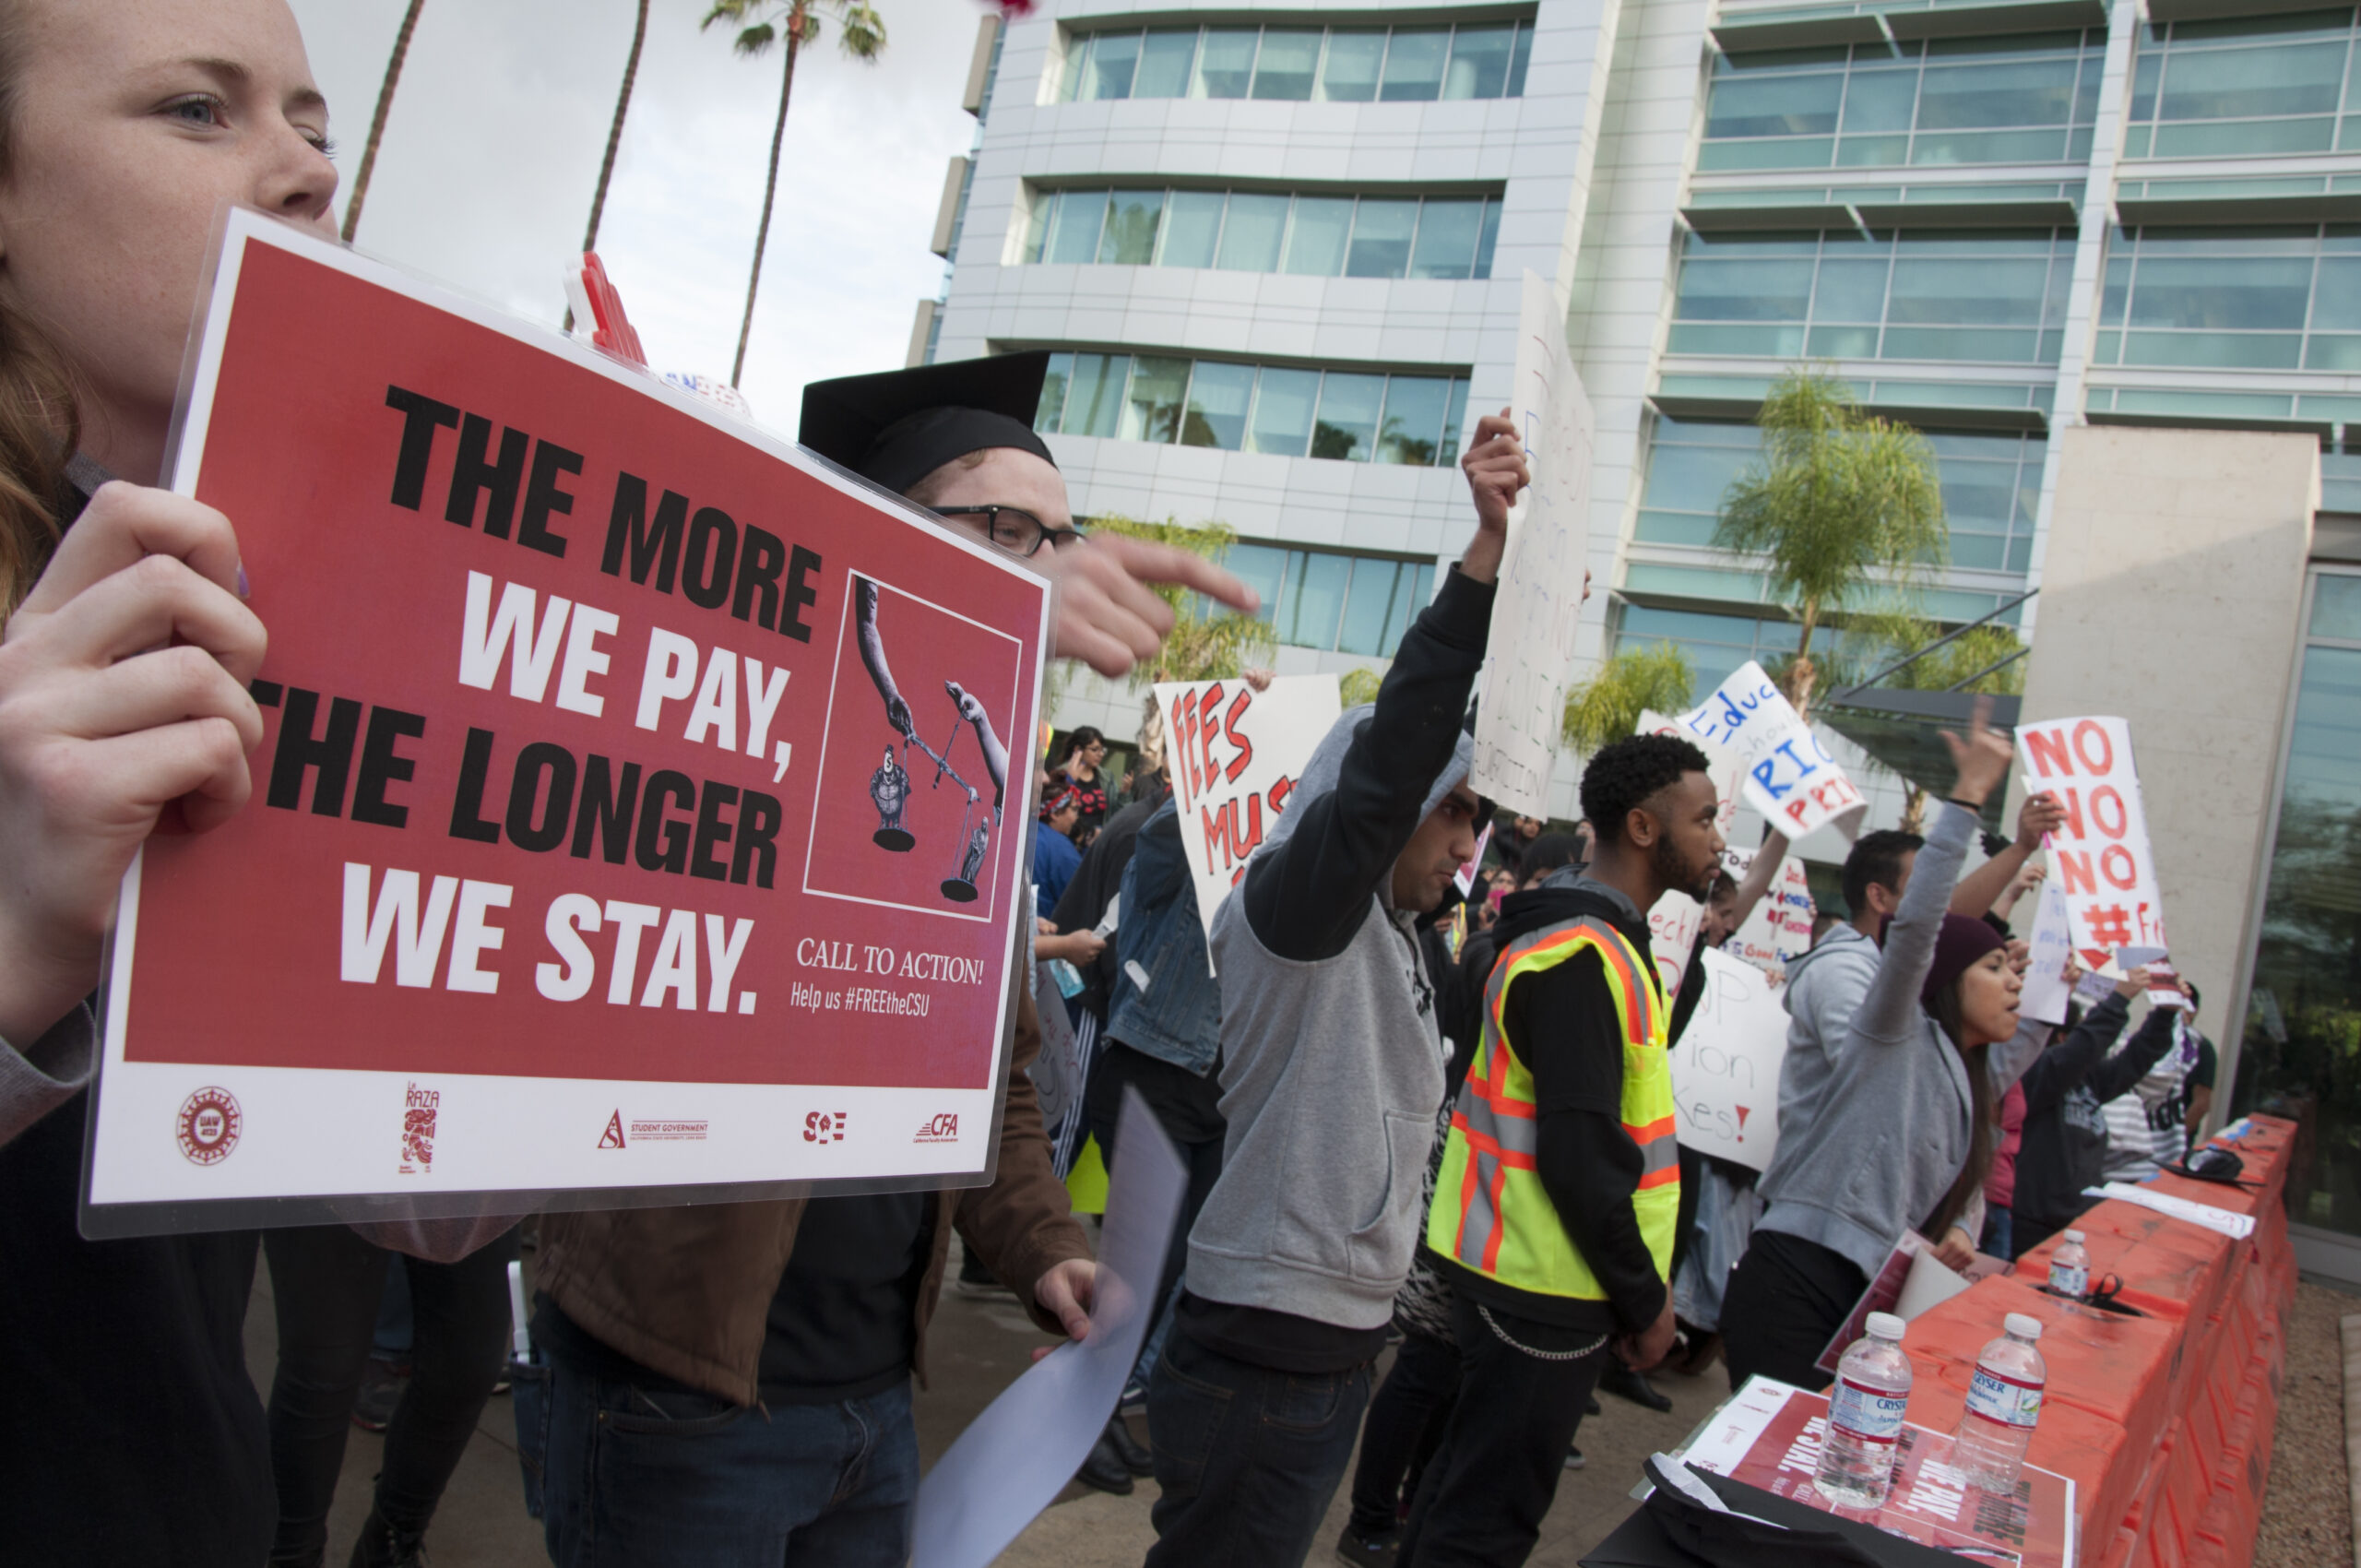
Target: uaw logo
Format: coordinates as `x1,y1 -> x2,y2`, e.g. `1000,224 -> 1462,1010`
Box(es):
398,1083 -> 440,1175
176,1087 -> 242,1165
914,1112 -> 960,1145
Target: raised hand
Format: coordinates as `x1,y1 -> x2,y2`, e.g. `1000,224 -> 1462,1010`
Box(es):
1458,409 -> 1528,585
1939,694 -> 2012,809
2018,790 -> 2066,842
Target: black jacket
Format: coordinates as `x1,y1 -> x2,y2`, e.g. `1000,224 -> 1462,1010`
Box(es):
1432,879 -> 1668,1336
2012,995 -> 2178,1239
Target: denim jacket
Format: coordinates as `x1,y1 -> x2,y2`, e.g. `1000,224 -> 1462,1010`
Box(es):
1105,801 -> 1221,1076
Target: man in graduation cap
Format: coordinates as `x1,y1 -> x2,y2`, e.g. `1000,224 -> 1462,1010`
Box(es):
532,352 -> 1257,1566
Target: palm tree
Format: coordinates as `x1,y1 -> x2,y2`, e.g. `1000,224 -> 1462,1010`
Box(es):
1714,367 -> 1946,719
341,0 -> 428,244
1560,641 -> 1695,752
567,0 -> 653,330
702,0 -> 888,386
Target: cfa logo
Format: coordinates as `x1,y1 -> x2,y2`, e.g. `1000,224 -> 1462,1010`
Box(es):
176,1087 -> 242,1165
914,1112 -> 960,1145
804,1111 -> 847,1145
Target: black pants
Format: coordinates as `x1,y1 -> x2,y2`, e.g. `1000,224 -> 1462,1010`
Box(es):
264,1224 -> 519,1565
1397,1289 -> 1608,1568
1347,1324 -> 1461,1538
1718,1229 -> 1865,1394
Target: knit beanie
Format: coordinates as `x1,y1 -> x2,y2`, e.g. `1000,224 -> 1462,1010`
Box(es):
1921,913 -> 2007,1009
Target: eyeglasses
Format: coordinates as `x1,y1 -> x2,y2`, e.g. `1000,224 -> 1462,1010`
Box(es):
929,504 -> 1084,559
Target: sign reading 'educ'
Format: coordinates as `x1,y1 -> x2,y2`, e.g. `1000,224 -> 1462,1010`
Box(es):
87,211 -> 1052,1229
1671,661 -> 1868,843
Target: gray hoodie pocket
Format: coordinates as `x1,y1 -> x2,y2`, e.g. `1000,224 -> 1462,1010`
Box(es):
1347,1110 -> 1430,1285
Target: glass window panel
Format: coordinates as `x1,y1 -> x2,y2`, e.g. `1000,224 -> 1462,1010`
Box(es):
1060,34 -> 1091,102
1220,543 -> 1287,625
1667,322 -> 1809,356
1336,560 -> 1404,654
1881,324 -> 2040,360
1098,189 -> 1164,266
1284,197 -> 1354,276
1409,199 -> 1482,279
2312,257 -> 2361,330
1252,29 -> 1322,100
1280,552 -> 1351,647
1442,380 -> 1469,465
1037,352 -> 1074,432
1888,255 -> 2052,325
1120,356 -> 1190,444
1216,194 -> 1289,271
1813,256 -> 1892,321
1911,126 -> 2074,163
1319,30 -> 1385,101
2121,328 -> 2303,368
1159,191 -> 1225,268
1676,255 -> 1817,321
1444,25 -> 1515,100
1475,200 -> 1502,278
2160,41 -> 2345,121
2155,116 -> 2336,156
1347,199 -> 1418,278
1248,367 -> 1321,457
1064,354 -> 1125,439
1192,29 -> 1257,98
2128,50 -> 2161,119
1709,72 -> 1844,138
2313,574 -> 2361,639
1834,135 -> 1908,167
1023,194 -> 1055,263
1045,190 -> 1106,265
1507,22 -> 1533,97
1381,29 -> 1450,101
1641,437 -> 1754,516
1079,31 -> 1141,101
1917,57 -> 2079,130
1838,68 -> 1916,135
1180,361 -> 1255,449
1311,373 -> 1385,460
1377,375 -> 1450,465
2304,335 -> 2361,371
1806,325 -> 1880,357
1135,29 -> 1199,98
2128,255 -> 2313,329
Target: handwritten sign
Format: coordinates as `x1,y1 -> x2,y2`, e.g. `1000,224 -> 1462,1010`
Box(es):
2020,879 -> 2076,1026
1724,848 -> 1815,983
1155,674 -> 1340,948
1670,661 -> 1867,843
2016,717 -> 2166,970
1470,270 -> 1594,818
1668,949 -> 1791,1173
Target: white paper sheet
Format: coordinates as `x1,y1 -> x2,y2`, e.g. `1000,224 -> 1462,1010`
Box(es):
909,1089 -> 1186,1568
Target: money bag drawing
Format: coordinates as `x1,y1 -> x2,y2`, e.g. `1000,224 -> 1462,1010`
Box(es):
851,576 -> 1007,904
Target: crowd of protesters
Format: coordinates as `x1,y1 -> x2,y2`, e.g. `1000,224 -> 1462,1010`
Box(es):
0,5 -> 2217,1568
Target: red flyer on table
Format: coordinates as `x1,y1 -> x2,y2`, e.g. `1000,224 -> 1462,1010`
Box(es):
1680,1378 -> 2076,1568
85,209 -> 1052,1232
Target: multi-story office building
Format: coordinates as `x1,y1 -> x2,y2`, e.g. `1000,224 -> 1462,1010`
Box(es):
917,0 -> 2361,1278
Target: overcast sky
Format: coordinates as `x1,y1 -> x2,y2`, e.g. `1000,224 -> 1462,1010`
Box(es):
287,0 -> 988,432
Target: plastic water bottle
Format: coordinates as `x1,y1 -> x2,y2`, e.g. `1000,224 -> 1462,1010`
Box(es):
1952,1313 -> 2047,1493
2047,1229 -> 2090,1298
1816,1312 -> 1913,1509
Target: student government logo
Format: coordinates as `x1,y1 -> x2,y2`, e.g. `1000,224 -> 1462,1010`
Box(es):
176,1087 -> 243,1165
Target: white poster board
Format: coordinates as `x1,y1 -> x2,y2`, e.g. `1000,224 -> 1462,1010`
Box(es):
2019,879 -> 2075,1027
1154,673 -> 1341,948
1469,270 -> 1595,819
2016,716 -> 2166,970
1668,661 -> 1867,842
1725,849 -> 1816,984
1667,948 -> 1791,1173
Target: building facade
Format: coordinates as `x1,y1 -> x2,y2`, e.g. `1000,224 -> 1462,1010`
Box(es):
919,0 -> 2361,1277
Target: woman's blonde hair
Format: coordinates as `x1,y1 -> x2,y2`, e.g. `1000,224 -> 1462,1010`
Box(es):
0,5 -> 85,621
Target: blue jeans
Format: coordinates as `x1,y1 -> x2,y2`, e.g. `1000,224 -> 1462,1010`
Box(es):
1144,1331 -> 1374,1568
540,1360 -> 917,1568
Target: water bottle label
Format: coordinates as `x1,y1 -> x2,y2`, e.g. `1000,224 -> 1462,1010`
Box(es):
1830,1376 -> 1907,1445
2048,1261 -> 2088,1297
1965,1365 -> 2044,1429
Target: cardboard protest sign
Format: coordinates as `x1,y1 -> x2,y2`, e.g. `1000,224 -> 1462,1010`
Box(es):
2016,717 -> 2166,970
1669,661 -> 1867,842
1667,949 -> 1790,1172
2020,879 -> 2075,1026
1469,271 -> 1593,819
1681,1378 -> 2077,1568
87,212 -> 1052,1229
1154,673 -> 1340,950
1724,847 -> 1815,983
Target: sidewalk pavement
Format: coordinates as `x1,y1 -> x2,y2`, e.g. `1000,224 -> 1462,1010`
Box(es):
243,1241 -> 1727,1566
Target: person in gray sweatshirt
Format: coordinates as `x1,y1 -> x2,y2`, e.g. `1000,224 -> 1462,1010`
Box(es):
1141,411 -> 1528,1568
1720,702 -> 2030,1391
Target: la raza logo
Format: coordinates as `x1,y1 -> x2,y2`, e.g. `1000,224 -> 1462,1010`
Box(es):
398,1082 -> 439,1174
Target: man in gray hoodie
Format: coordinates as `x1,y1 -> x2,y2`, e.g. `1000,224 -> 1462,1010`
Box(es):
1141,412 -> 1529,1568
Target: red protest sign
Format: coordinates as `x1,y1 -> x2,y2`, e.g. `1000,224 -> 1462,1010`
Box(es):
87,211 -> 1050,1229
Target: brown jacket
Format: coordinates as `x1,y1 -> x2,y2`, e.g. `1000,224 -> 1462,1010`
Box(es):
537,979 -> 1090,1406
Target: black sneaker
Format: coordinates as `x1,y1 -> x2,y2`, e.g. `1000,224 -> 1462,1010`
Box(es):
348,1510 -> 429,1568
351,1358 -> 409,1432
1564,1444 -> 1586,1470
1598,1360 -> 1673,1412
1104,1415 -> 1154,1478
1074,1429 -> 1134,1496
1334,1525 -> 1400,1565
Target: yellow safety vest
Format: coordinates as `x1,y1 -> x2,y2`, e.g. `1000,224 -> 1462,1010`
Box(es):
1426,915 -> 1680,1301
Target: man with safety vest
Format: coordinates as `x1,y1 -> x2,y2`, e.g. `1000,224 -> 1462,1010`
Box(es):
1399,734 -> 1727,1567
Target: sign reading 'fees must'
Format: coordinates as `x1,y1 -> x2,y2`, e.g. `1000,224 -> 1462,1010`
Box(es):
89,213 -> 1052,1225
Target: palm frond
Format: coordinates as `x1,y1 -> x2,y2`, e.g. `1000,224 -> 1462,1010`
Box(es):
1561,641 -> 1694,752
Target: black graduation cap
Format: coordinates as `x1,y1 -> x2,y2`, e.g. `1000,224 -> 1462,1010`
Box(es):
798,350 -> 1058,496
